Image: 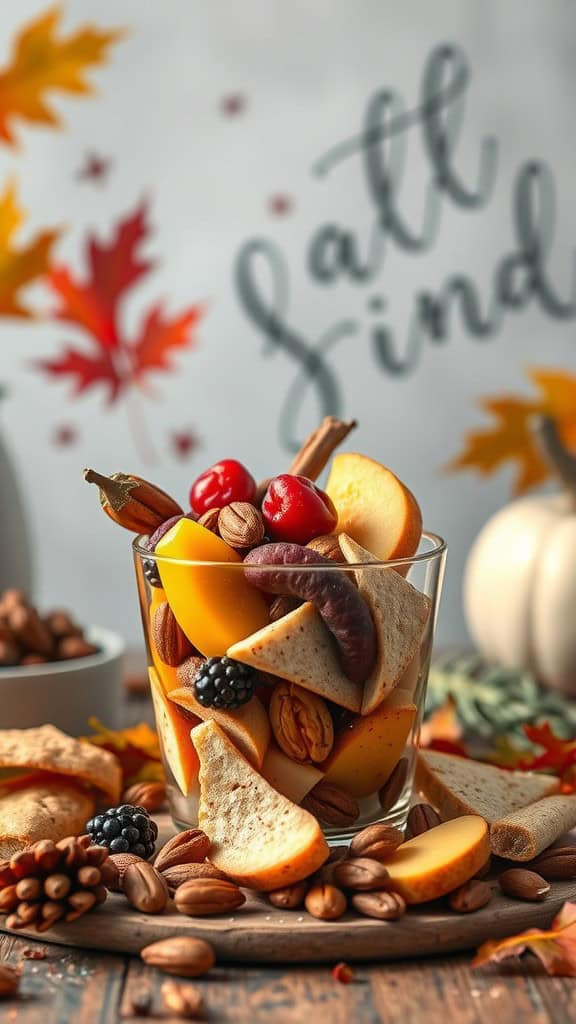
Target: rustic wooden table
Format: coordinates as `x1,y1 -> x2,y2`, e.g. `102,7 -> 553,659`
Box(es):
1,664 -> 574,1023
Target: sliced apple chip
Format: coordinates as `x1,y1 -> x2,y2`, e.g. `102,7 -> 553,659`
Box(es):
227,603 -> 362,712
192,720 -> 329,890
149,668 -> 200,796
339,534 -> 431,714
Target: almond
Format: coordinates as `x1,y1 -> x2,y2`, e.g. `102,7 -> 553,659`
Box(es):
349,824 -> 404,862
174,878 -> 246,916
161,862 -> 228,894
407,803 -> 441,836
154,829 -> 211,872
152,602 -> 194,667
305,883 -> 347,920
528,846 -> 576,881
302,782 -> 359,827
161,980 -> 204,1018
123,861 -> 168,914
334,857 -> 390,892
498,868 -> 550,902
351,890 -> 406,920
448,879 -> 493,913
140,936 -> 215,977
107,853 -> 143,892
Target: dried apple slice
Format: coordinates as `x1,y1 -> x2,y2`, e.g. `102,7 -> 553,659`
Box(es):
227,603 -> 362,712
385,816 -> 490,904
192,720 -> 329,890
149,668 -> 200,795
322,687 -> 416,798
339,534 -> 431,714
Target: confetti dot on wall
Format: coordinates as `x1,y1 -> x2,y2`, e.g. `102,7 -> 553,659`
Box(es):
53,425 -> 78,446
77,151 -> 112,184
268,194 -> 294,217
171,429 -> 201,459
220,94 -> 246,117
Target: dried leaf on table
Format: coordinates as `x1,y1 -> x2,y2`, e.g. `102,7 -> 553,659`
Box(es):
515,723 -> 576,792
446,368 -> 576,496
83,718 -> 164,787
420,698 -> 465,754
0,6 -> 124,147
0,180 -> 59,317
473,902 -> 576,977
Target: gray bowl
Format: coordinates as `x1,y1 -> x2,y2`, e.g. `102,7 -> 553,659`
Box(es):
0,627 -> 125,734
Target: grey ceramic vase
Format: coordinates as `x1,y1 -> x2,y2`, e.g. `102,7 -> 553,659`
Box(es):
0,392 -> 33,596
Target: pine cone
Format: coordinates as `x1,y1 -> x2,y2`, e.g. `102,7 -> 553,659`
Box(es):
0,835 -> 116,933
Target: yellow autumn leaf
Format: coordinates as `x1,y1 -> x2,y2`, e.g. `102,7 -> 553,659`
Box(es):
0,179 -> 59,317
0,5 -> 125,147
446,368 -> 576,495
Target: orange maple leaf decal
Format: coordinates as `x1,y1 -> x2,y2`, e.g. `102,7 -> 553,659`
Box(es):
473,901 -> 576,977
36,201 -> 203,405
0,5 -> 124,147
0,179 -> 59,317
447,369 -> 576,495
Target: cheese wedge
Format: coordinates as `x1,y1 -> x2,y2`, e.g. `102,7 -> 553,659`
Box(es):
227,602 -> 362,712
339,534 -> 431,714
416,750 -> 555,822
261,744 -> 323,804
192,720 -> 329,890
386,816 -> 490,904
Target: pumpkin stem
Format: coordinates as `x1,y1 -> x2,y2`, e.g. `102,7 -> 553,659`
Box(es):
534,415 -> 576,499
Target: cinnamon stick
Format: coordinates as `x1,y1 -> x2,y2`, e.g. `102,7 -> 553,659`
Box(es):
288,417 -> 357,481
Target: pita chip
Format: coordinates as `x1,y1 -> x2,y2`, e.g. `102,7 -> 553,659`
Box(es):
227,602 -> 362,712
0,780 -> 95,859
0,724 -> 121,804
339,534 -> 431,714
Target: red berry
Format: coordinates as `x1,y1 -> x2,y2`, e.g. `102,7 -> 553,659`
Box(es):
261,475 -> 337,544
190,459 -> 256,514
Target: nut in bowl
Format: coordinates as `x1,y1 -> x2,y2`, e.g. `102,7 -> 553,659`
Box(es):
0,590 -> 124,733
86,417 -> 446,870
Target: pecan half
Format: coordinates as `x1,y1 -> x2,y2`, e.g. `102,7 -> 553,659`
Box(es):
161,862 -> 228,894
527,847 -> 576,881
407,803 -> 441,836
350,825 -> 404,862
302,782 -> 359,827
270,682 -> 334,763
174,878 -> 246,916
306,534 -> 343,562
268,880 -> 309,909
378,758 -> 409,812
151,602 -> 194,667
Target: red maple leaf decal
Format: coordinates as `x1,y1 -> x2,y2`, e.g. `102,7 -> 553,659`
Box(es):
36,202 -> 203,420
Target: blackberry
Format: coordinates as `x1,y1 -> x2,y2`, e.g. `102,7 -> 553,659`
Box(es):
85,804 -> 158,858
194,656 -> 256,710
142,557 -> 162,588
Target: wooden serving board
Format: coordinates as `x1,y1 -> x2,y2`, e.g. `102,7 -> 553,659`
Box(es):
3,817 -> 576,964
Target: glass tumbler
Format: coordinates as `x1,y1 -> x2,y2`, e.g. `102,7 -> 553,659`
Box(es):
133,532 -> 446,841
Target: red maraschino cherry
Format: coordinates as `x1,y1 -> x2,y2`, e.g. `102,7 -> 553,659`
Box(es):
262,474 -> 337,544
190,459 -> 256,515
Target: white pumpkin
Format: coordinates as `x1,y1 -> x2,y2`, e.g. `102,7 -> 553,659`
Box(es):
465,492 -> 576,697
